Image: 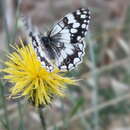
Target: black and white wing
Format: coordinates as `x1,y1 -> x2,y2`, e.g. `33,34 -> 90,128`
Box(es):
22,16 -> 54,71
48,8 -> 91,70
22,8 -> 91,71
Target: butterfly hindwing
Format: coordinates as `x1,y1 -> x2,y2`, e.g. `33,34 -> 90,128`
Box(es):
31,33 -> 54,71
22,16 -> 54,71
58,41 -> 85,70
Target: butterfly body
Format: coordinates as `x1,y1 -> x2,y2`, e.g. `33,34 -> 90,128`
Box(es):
41,36 -> 55,60
23,8 -> 91,71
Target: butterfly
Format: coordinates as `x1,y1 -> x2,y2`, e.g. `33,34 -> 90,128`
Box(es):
22,8 -> 91,71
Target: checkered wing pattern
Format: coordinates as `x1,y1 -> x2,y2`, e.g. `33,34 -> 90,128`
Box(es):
23,8 -> 91,71
48,8 -> 91,70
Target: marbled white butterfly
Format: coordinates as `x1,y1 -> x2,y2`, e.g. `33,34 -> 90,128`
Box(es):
23,8 -> 91,71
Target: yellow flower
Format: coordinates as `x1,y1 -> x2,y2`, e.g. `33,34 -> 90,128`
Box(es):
1,40 -> 75,107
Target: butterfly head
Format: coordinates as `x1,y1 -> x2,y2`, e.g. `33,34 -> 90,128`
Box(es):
41,36 -> 50,45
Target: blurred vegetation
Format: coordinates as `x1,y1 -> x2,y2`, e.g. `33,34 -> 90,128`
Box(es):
0,0 -> 130,130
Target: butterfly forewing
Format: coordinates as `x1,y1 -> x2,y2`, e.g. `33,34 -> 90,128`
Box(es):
48,8 -> 90,70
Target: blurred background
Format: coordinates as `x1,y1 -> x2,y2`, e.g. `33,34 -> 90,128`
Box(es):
0,0 -> 130,130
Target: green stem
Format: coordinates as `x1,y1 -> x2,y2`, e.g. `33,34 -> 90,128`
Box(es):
0,0 -> 10,50
88,34 -> 99,130
0,81 -> 11,130
38,108 -> 46,130
17,101 -> 25,130
11,0 -> 22,44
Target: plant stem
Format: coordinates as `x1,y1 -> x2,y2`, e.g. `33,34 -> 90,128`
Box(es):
38,108 -> 46,130
88,34 -> 99,130
0,81 -> 11,130
17,101 -> 25,130
0,0 -> 10,50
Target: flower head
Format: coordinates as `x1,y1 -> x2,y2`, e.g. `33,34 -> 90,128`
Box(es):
1,40 -> 75,107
